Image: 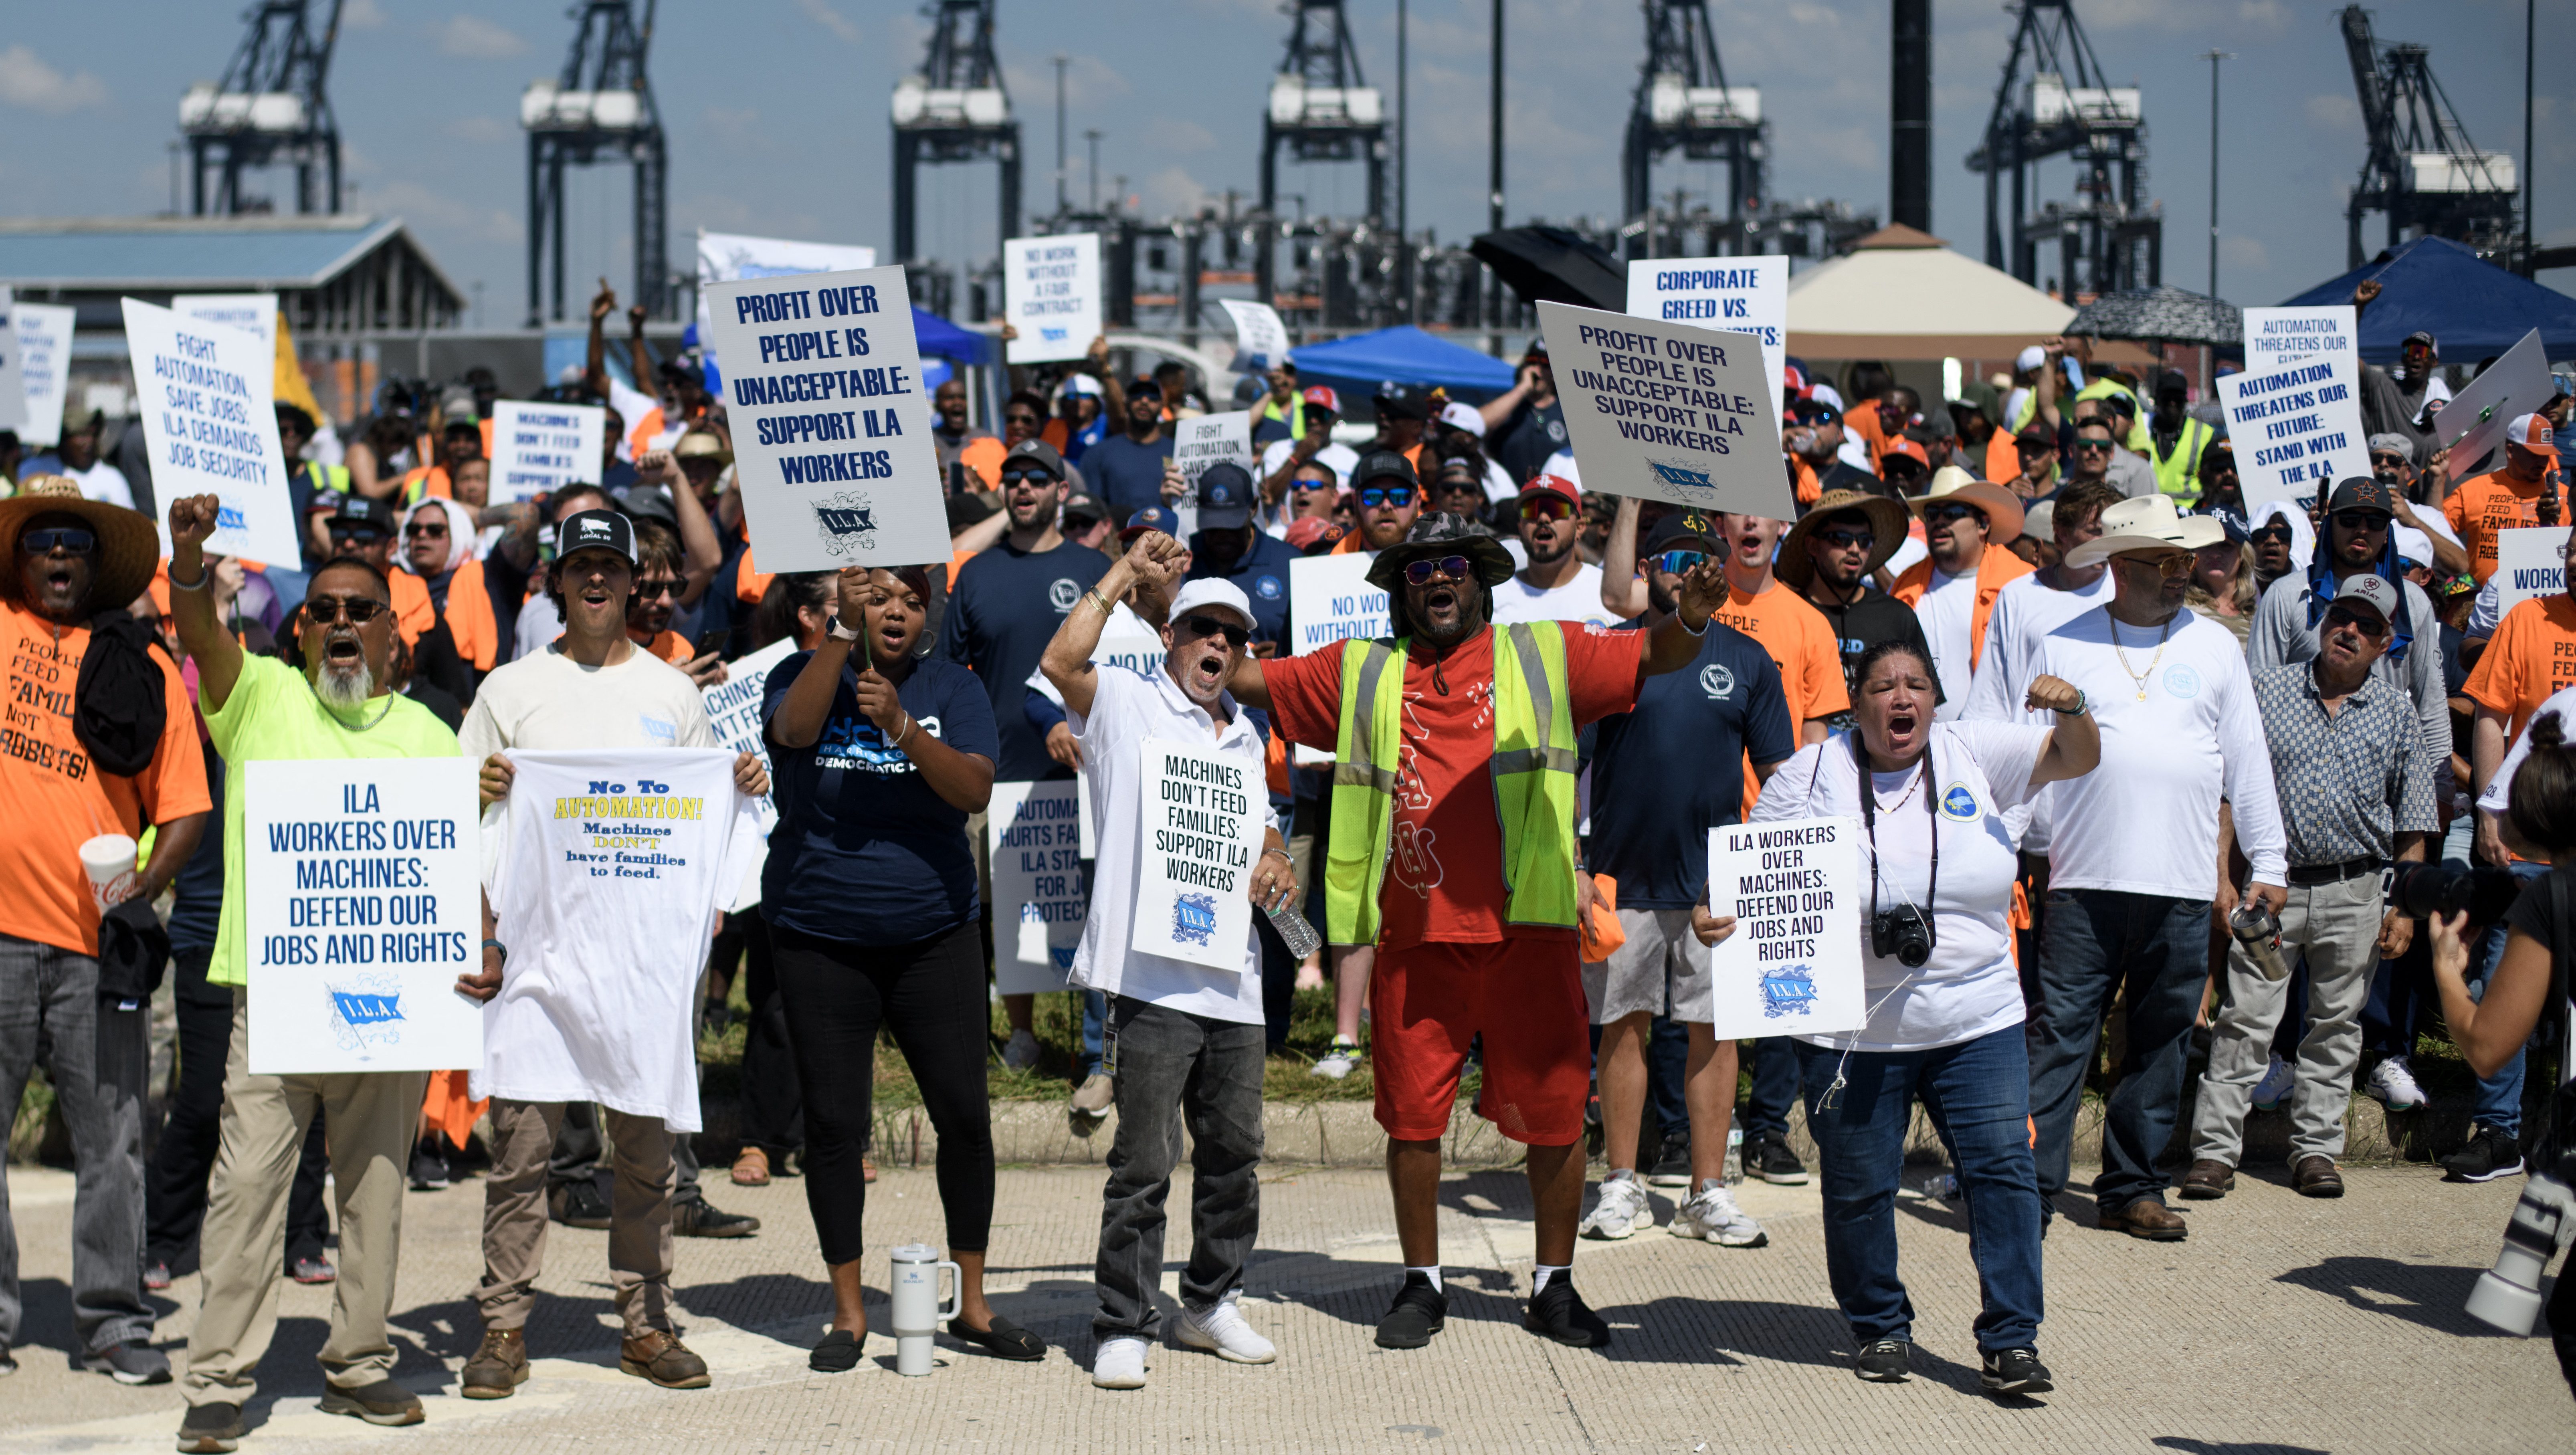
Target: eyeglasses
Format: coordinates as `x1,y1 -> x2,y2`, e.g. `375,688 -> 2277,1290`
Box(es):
305,595 -> 388,626
1401,554 -> 1474,586
17,527 -> 95,555
1651,549 -> 1709,576
1178,613 -> 1251,648
633,578 -> 680,600
1360,486 -> 1417,509
999,468 -> 1059,488
2119,553 -> 2196,578
403,521 -> 449,539
1814,528 -> 1875,550
2333,510 -> 2391,531
2324,605 -> 2391,638
1923,503 -> 1985,527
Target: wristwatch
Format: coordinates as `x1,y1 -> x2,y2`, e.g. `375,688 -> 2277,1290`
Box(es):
826,614 -> 862,643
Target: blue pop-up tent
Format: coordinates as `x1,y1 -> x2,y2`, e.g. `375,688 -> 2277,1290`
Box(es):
2279,236 -> 2576,363
911,307 -> 993,365
1289,325 -> 1517,402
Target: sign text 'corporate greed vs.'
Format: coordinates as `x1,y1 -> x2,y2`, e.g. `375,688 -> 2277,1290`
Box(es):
1537,299 -> 1790,519
705,265 -> 947,573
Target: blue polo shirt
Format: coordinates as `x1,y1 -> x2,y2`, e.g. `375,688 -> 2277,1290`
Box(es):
1084,432 -> 1177,519
939,538 -> 1113,781
1590,618 -> 1796,908
1186,528 -> 1299,650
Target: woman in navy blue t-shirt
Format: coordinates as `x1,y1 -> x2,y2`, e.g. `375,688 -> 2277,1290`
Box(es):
762,563 -> 1045,1372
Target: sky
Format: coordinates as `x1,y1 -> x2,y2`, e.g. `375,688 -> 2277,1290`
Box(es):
0,0 -> 2566,327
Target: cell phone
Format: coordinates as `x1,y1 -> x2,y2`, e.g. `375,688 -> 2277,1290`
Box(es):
692,627 -> 729,656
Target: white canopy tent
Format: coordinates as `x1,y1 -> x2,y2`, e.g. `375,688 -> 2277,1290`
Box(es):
1786,225 -> 2080,362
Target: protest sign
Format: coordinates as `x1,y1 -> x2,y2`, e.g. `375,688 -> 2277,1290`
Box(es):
701,635 -> 798,910
1004,234 -> 1103,364
1170,409 -> 1253,536
696,232 -> 881,398
1129,737 -> 1264,972
0,290 -> 23,433
988,780 -> 1087,995
1704,817 -> 1863,1041
13,301 -> 75,447
122,299 -> 300,565
1538,299 -> 1788,517
1626,256 -> 1786,416
2492,527 -> 2566,618
704,265 -> 947,573
488,400 -> 605,502
1288,552 -> 1386,656
2217,355 -> 2369,508
2439,328 -> 2554,479
2241,306 -> 2358,371
242,757 -> 483,1074
1220,299 -> 1291,371
171,293 -> 279,353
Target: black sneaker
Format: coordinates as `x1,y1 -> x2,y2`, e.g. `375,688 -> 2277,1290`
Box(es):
317,1376 -> 424,1426
1855,1337 -> 1911,1381
810,1328 -> 863,1374
1747,1130 -> 1810,1186
407,1137 -> 450,1192
1645,1145 -> 1695,1188
1522,1277 -> 1612,1349
81,1340 -> 170,1384
2441,1125 -> 2526,1184
177,1401 -> 244,1453
1373,1272 -> 1447,1349
673,1199 -> 761,1238
549,1179 -> 613,1229
1981,1346 -> 2053,1394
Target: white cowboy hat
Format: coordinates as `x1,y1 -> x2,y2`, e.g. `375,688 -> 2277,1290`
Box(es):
2062,493 -> 2229,569
1904,465 -> 2024,543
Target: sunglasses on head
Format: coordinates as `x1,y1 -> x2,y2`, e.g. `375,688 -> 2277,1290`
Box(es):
18,527 -> 95,555
1651,549 -> 1709,576
1179,613 -> 1251,648
305,595 -> 387,626
1360,485 -> 1416,509
2333,509 -> 2390,531
1401,554 -> 1474,586
999,468 -> 1058,488
1815,528 -> 1875,550
2324,605 -> 2390,638
1923,503 -> 1985,527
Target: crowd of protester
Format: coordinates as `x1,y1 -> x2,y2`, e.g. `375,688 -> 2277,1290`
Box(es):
0,270 -> 2572,1444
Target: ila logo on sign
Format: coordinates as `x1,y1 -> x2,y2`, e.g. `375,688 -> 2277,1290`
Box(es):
811,492 -> 879,557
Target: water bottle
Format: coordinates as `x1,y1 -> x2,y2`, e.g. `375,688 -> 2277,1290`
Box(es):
1723,1128 -> 1744,1185
1266,900 -> 1323,961
1909,1170 -> 1962,1202
888,1243 -> 960,1377
2228,894 -> 2289,982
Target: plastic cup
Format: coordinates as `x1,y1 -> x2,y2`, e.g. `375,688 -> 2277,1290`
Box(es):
80,833 -> 139,910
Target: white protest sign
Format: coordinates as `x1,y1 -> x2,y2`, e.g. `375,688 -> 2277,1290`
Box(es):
1626,257 -> 1786,418
1704,817 -> 1863,1041
1286,551 -> 1384,767
705,266 -> 947,573
2439,328 -> 2553,478
488,400 -> 604,502
1128,736 -> 1263,972
13,302 -> 75,447
2242,306 -> 2356,371
1004,234 -> 1103,364
702,634 -> 798,911
1221,299 -> 1291,371
1538,299 -> 1788,517
988,780 -> 1086,995
0,290 -> 23,432
242,758 -> 484,1074
696,231 -> 880,399
1171,409 -> 1254,536
2217,356 -> 2369,508
122,299 -> 301,565
2493,527 -> 2566,617
171,293 -> 279,353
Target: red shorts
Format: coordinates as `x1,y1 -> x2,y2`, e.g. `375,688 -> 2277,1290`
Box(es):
1370,937 -> 1590,1146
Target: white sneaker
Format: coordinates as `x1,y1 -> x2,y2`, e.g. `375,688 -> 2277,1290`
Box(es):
1579,1170 -> 1653,1240
1670,1179 -> 1768,1248
1070,1072 -> 1115,1115
1002,1028 -> 1041,1072
1091,1335 -> 1149,1389
2251,1054 -> 2295,1112
1311,1037 -> 1360,1080
1174,1291 -> 1277,1364
2366,1055 -> 2427,1112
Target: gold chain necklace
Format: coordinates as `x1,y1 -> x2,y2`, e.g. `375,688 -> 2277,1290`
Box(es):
2107,614 -> 2176,700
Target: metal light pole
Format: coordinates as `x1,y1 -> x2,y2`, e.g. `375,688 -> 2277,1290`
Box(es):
2523,0 -> 2536,275
1053,55 -> 1069,217
2202,49 -> 2231,295
1487,0 -> 1503,334
1397,0 -> 1408,247
1086,129 -> 1102,212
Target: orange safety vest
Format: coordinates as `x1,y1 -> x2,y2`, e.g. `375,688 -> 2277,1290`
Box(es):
390,559 -> 497,670
1891,543 -> 2034,674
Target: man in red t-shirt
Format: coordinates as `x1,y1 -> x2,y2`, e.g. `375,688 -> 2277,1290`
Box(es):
1232,514 -> 1725,1352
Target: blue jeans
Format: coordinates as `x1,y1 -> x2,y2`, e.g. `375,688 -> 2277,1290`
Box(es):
1649,1015 -> 1689,1144
2028,889 -> 2212,1214
1079,989 -> 1108,1082
1795,1028 -> 2044,1352
1739,1037 -> 1801,1141
2466,860 -> 2547,1137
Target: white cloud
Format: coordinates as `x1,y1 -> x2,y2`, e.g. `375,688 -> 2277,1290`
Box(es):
444,115 -> 513,144
436,15 -> 528,61
2220,234 -> 2270,273
796,0 -> 863,43
341,0 -> 389,29
0,45 -> 107,113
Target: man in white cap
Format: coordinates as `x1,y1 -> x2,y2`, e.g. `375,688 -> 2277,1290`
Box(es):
2022,495 -> 2287,1242
2442,413 -> 2563,584
1041,534 -> 1293,1390
1891,468 -> 2034,718
1433,400 -> 1515,504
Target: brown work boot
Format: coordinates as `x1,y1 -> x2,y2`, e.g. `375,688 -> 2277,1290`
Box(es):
730,1146 -> 771,1187
2179,1159 -> 2235,1200
460,1328 -> 528,1399
2097,1198 -> 2188,1241
620,1329 -> 711,1389
2293,1154 -> 2346,1199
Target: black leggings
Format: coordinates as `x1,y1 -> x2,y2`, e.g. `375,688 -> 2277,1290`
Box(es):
770,918 -> 993,1266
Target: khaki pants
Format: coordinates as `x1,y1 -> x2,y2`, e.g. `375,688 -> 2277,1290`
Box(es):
182,990 -> 424,1407
476,1098 -> 675,1338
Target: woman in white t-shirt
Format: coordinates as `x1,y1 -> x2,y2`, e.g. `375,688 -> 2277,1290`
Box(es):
1701,639 -> 2098,1394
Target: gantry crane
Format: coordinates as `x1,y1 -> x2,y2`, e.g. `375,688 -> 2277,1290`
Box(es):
1965,0 -> 2160,295
891,0 -> 1021,269
522,0 -> 668,323
2337,5 -> 2517,268
179,0 -> 344,215
1621,0 -> 1766,260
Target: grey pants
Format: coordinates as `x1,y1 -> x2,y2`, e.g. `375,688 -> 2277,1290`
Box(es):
1093,998 -> 1265,1341
0,935 -> 152,1354
479,1099 -> 675,1338
2192,874 -> 2385,1165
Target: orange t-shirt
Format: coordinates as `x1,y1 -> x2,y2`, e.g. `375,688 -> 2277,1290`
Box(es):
0,602 -> 211,956
2463,595 -> 2576,743
958,436 -> 1008,493
2444,470 -> 2567,583
634,628 -> 696,666
1709,578 -> 1851,807
1262,624 -> 1646,950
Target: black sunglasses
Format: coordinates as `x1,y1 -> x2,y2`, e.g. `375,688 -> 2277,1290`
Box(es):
403,521 -> 449,539
632,578 -> 680,600
1815,528 -> 1875,550
1923,503 -> 1985,527
328,525 -> 386,544
2250,524 -> 2293,543
305,595 -> 388,625
2324,605 -> 2390,638
1179,613 -> 1251,648
1402,555 -> 1474,586
1000,468 -> 1059,487
18,527 -> 96,555
2333,510 -> 2391,531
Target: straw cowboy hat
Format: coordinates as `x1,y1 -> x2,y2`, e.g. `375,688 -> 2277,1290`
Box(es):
0,476 -> 162,612
2062,493 -> 2229,570
1903,465 -> 2025,544
1776,489 -> 1913,590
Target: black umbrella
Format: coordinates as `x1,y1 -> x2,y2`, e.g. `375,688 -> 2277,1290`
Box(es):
2063,286 -> 2242,346
1470,227 -> 1626,313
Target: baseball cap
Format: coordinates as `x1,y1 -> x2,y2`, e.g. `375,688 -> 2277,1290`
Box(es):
1437,400 -> 1487,438
1285,517 -> 1345,553
2326,476 -> 2398,516
556,508 -> 638,565
1170,577 -> 1255,630
1519,474 -> 1581,511
2507,412 -> 2558,459
2328,572 -> 2400,624
1061,492 -> 1109,527
1001,437 -> 1067,478
2402,329 -> 2439,355
1879,436 -> 1931,469
1120,504 -> 1181,543
1372,385 -> 1429,422
1522,338 -> 1550,363
1645,510 -> 1724,555
2016,345 -> 2047,372
1128,377 -> 1164,401
2367,433 -> 2416,463
2014,421 -> 2057,449
2393,523 -> 2435,568
1195,462 -> 1257,529
2154,368 -> 2191,398
1059,374 -> 1103,399
329,496 -> 396,534
1354,449 -> 1419,492
1301,384 -> 1341,415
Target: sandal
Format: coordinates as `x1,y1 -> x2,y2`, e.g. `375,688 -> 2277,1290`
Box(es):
862,1156 -> 878,1185
947,1314 -> 1046,1362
